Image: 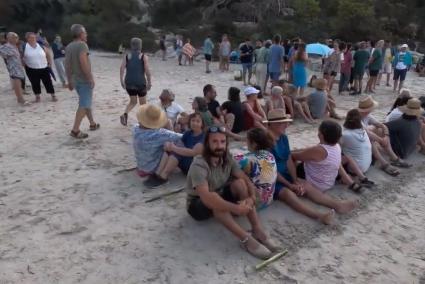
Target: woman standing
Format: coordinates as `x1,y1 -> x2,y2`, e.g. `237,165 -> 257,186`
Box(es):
323,42 -> 342,93
120,38 -> 152,126
291,43 -> 308,97
51,35 -> 67,88
23,32 -> 56,102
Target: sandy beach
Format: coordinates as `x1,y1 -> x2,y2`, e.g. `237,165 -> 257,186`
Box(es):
0,51 -> 425,284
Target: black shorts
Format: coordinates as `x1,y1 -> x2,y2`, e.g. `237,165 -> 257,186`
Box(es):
393,69 -> 407,81
187,185 -> 238,221
126,87 -> 147,97
205,54 -> 212,61
284,55 -> 289,63
324,71 -> 337,77
369,69 -> 379,77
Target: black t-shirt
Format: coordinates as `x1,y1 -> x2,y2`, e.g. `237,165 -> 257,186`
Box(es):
228,101 -> 244,133
240,44 -> 254,64
385,117 -> 421,159
208,100 -> 221,119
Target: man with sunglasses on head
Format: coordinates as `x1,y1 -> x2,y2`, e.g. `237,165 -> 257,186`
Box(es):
186,125 -> 280,259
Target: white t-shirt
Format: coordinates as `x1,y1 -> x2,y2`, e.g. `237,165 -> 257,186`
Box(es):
385,108 -> 403,123
361,114 -> 379,128
24,43 -> 48,69
340,128 -> 372,173
395,52 -> 407,70
160,101 -> 185,122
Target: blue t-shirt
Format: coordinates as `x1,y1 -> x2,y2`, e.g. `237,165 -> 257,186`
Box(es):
270,134 -> 292,184
268,44 -> 284,73
203,38 -> 214,55
178,130 -> 205,173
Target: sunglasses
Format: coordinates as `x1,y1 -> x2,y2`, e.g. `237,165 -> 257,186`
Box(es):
208,126 -> 226,133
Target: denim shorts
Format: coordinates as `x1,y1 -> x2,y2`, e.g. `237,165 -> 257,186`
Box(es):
75,82 -> 93,108
242,63 -> 253,71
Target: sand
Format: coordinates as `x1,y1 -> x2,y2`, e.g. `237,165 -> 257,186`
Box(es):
0,51 -> 425,284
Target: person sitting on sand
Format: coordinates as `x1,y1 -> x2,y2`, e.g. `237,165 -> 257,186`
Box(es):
203,84 -> 224,123
221,87 -> 245,133
277,79 -> 294,117
385,98 -> 424,159
133,104 -> 182,177
234,128 -> 277,210
267,109 -> 358,225
144,112 -> 205,188
265,86 -> 286,115
191,96 -> 214,127
186,125 -> 280,259
120,37 -> 152,126
385,89 -> 411,122
243,86 -> 267,130
357,96 -> 411,169
158,89 -> 187,130
341,109 -> 399,176
307,78 -> 330,119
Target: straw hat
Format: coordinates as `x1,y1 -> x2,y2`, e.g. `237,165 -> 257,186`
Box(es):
400,98 -> 424,117
137,104 -> 167,129
313,78 -> 327,90
358,96 -> 379,112
263,108 -> 293,123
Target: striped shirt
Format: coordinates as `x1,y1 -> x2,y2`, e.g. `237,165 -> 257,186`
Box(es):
304,144 -> 341,192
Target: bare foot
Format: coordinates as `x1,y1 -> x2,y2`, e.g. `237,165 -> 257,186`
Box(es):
34,96 -> 41,103
51,95 -> 58,102
319,209 -> 335,225
336,199 -> 359,214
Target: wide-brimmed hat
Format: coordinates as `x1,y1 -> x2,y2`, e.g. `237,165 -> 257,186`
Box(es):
400,98 -> 424,117
263,108 -> 293,123
244,86 -> 260,96
358,96 -> 379,112
137,104 -> 168,129
313,78 -> 327,90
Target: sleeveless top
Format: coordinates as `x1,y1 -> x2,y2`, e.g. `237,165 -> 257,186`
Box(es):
24,43 -> 48,69
304,144 -> 341,192
243,101 -> 260,130
125,51 -> 146,89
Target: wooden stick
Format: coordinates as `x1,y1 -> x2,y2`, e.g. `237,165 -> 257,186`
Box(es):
116,167 -> 137,174
145,187 -> 185,203
255,249 -> 288,271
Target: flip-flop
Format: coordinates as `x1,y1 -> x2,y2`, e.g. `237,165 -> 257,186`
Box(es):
348,182 -> 363,194
391,159 -> 411,168
89,123 -> 100,131
381,164 -> 400,176
359,177 -> 375,188
70,130 -> 88,139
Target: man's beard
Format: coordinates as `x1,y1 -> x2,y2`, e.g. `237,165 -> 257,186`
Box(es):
211,148 -> 225,157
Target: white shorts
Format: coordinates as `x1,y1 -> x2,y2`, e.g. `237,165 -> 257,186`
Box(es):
381,62 -> 392,74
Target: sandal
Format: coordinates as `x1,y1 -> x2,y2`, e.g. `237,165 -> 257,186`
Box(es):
89,123 -> 100,131
240,236 -> 272,260
251,233 -> 282,253
381,164 -> 400,176
391,159 -> 411,168
348,182 -> 363,194
70,130 -> 88,139
359,177 -> 375,188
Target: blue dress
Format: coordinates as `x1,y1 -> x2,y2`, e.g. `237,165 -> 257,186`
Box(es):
292,60 -> 307,88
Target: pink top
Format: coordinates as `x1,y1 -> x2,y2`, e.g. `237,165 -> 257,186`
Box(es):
304,144 -> 341,192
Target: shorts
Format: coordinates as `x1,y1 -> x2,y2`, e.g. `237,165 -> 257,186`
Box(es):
126,87 -> 147,97
205,54 -> 212,61
381,62 -> 392,74
273,175 -> 293,200
284,55 -> 289,63
269,72 -> 281,81
369,69 -> 379,77
187,185 -> 238,221
393,69 -> 407,81
242,63 -> 253,72
353,71 -> 365,80
324,71 -> 337,77
75,82 -> 93,108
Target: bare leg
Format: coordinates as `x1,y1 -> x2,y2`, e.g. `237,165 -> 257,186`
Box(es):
283,96 -> 294,117
72,108 -> 88,133
125,96 -> 138,114
86,108 -> 96,125
386,73 -> 391,86
157,154 -> 179,179
11,79 -> 26,104
294,101 -> 313,123
341,155 -> 367,180
139,96 -> 146,105
393,79 -> 399,92
156,152 -> 170,175
301,101 -> 314,121
398,80 -> 404,92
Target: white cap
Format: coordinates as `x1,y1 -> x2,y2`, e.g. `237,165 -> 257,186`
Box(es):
244,86 -> 260,96
401,44 -> 408,48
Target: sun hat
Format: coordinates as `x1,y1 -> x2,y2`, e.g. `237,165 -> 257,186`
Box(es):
271,86 -> 283,96
358,96 -> 379,112
244,86 -> 260,96
263,108 -> 293,123
399,98 -> 424,117
401,44 -> 408,49
313,78 -> 327,91
137,104 -> 168,129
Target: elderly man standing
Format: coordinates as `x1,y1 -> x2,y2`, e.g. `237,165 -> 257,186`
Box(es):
0,32 -> 28,105
65,24 -> 99,139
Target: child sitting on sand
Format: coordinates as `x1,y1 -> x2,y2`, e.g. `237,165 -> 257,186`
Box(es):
144,112 -> 205,188
234,128 -> 277,210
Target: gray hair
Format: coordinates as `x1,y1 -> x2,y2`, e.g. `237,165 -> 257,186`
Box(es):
130,37 -> 142,51
25,32 -> 36,39
376,40 -> 384,48
7,32 -> 18,40
70,24 -> 86,39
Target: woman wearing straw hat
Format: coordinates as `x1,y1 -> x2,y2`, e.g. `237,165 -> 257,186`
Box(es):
357,96 -> 412,169
385,98 -> 424,159
133,104 -> 182,180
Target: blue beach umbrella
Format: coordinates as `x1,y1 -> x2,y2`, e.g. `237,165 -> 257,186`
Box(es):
306,43 -> 332,57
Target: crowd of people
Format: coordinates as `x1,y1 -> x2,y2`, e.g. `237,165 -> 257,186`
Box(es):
1,26 -> 425,260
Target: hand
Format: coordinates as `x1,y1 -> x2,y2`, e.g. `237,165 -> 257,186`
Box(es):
289,183 -> 305,196
89,79 -> 95,89
68,82 -> 74,91
147,82 -> 152,91
233,200 -> 253,216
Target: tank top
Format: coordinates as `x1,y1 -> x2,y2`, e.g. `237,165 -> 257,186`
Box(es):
124,51 -> 146,89
243,101 -> 260,130
304,144 -> 341,192
24,43 -> 48,69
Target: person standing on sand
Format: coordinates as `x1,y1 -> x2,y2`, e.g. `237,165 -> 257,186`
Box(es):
119,37 -> 152,126
392,44 -> 412,93
51,35 -> 68,88
268,35 -> 285,84
290,42 -> 308,97
203,35 -> 214,73
219,34 -> 231,71
240,38 -> 254,85
186,125 -> 280,259
175,35 -> 183,66
65,24 -> 99,139
365,40 -> 384,94
0,32 -> 29,105
254,40 -> 269,92
351,42 -> 370,95
159,35 -> 166,61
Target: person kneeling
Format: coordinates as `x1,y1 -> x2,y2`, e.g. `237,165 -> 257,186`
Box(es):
186,126 -> 280,259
